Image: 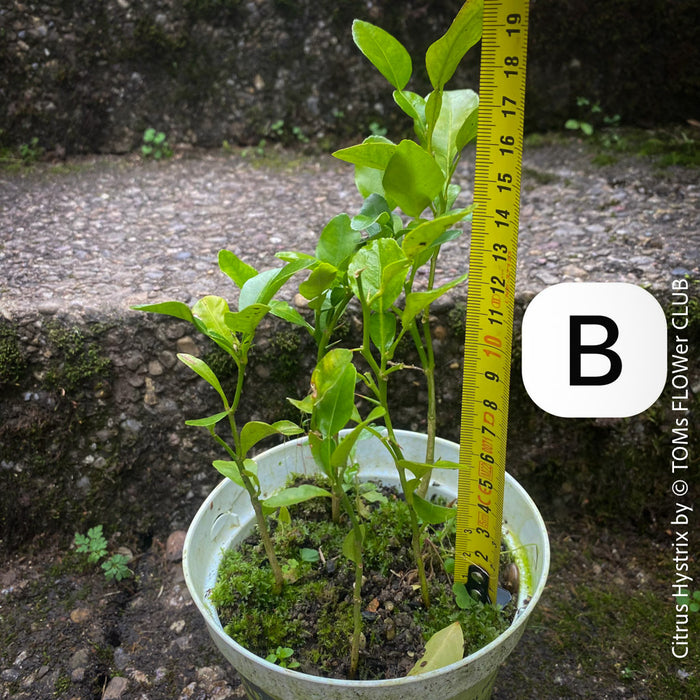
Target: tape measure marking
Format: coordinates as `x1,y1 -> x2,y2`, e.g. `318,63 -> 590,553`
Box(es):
455,0 -> 530,605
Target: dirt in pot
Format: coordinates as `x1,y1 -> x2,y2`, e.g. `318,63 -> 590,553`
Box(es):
210,478 -> 517,681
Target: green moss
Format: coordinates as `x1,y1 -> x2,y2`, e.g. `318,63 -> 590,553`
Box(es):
44,324 -> 111,392
0,323 -> 26,387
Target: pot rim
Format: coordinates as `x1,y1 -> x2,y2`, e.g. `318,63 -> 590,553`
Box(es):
183,430 -> 550,688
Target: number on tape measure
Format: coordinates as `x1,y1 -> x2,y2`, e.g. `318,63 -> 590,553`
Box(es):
455,0 -> 530,605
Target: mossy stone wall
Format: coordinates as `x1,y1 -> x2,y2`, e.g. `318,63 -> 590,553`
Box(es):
1,297 -> 697,555
1,0 -> 697,155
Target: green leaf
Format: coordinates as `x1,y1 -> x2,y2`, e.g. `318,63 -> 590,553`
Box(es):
224,303 -> 270,335
314,363 -> 357,437
425,0 -> 483,90
407,621 -> 464,675
432,89 -> 479,175
453,582 -> 475,609
263,484 -> 332,509
382,140 -> 444,218
393,90 -> 427,141
178,354 -> 228,405
330,405 -> 386,469
332,141 -> 396,170
299,263 -> 338,301
300,548 -> 320,563
369,311 -> 396,352
412,492 -> 457,524
240,420 -> 304,456
192,296 -> 233,346
239,259 -> 310,310
402,272 -> 469,325
351,194 -> 393,232
269,300 -> 313,331
131,300 -> 194,324
218,250 -> 257,288
315,213 -> 362,269
342,526 -> 365,565
185,411 -> 229,427
352,20 -> 412,90
212,459 -> 244,488
348,238 -> 409,311
401,208 -> 473,259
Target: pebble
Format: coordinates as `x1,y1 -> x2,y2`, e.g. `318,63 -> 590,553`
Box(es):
166,530 -> 187,561
102,676 -> 128,699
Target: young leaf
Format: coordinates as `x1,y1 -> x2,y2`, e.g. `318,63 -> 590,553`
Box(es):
407,621 -> 464,676
192,296 -> 233,346
329,405 -> 386,469
263,484 -> 332,509
401,272 -> 469,326
341,526 -> 365,565
401,208 -> 473,259
348,238 -> 409,311
425,0 -> 483,90
224,303 -> 270,335
314,363 -> 357,437
299,263 -> 339,301
269,299 -> 313,331
382,140 -> 444,218
453,581 -> 476,609
431,89 -> 479,175
332,141 -> 397,170
185,411 -> 229,428
131,300 -> 195,324
212,459 -> 244,488
351,194 -> 393,232
178,353 -> 228,406
393,90 -> 427,141
312,214 -> 359,271
239,259 -> 310,310
240,420 -> 304,456
412,492 -> 457,525
352,20 -> 412,90
369,311 -> 397,352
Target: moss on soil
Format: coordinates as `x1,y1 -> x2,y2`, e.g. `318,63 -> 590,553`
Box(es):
211,484 -> 513,680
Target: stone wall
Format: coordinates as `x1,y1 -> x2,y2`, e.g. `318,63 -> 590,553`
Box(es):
1,0 -> 697,155
1,299 -> 698,555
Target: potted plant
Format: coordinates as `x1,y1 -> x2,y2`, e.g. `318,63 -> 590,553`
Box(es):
133,1 -> 549,698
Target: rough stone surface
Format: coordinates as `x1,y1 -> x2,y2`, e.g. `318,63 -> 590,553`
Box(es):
0,0 -> 697,154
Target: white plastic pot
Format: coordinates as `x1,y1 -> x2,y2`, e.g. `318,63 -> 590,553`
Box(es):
183,430 -> 550,700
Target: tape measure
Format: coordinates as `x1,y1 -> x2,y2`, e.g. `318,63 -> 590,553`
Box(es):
455,0 -> 530,605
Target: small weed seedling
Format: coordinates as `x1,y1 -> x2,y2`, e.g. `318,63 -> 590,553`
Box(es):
565,96 -> 620,137
265,646 -> 300,669
74,525 -> 133,582
141,128 -> 173,160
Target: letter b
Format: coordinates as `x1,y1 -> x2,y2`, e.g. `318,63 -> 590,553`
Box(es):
569,315 -> 622,386
522,283 -> 666,417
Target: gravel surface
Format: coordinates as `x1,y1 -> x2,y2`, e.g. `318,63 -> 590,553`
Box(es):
1,140 -> 698,322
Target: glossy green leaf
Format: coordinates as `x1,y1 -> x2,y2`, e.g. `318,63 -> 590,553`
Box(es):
224,303 -> 270,335
432,89 -> 479,175
393,90 -> 427,140
401,209 -> 473,259
212,459 -> 244,488
218,250 -> 257,288
192,296 -> 232,344
402,272 -> 468,325
299,263 -> 338,301
240,420 -> 304,456
407,622 -> 464,675
382,140 -> 444,218
263,484 -> 332,509
131,300 -> 194,324
369,311 -> 396,352
184,411 -> 229,427
268,300 -> 313,331
352,20 -> 412,90
288,394 -> 313,414
348,238 -> 409,311
342,526 -> 365,565
425,0 -> 483,90
412,492 -> 457,524
351,194 -> 393,232
239,259 -> 310,310
316,213 -> 361,269
332,141 -> 396,170
315,363 -> 357,437
177,353 -> 228,405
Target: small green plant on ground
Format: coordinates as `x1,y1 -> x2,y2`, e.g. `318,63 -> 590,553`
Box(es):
141,128 -> 173,159
265,646 -> 300,669
565,96 -> 620,137
677,589 -> 700,613
74,525 -> 133,582
19,137 -> 44,165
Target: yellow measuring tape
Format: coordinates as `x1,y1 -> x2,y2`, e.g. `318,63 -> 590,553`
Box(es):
455,0 -> 530,605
